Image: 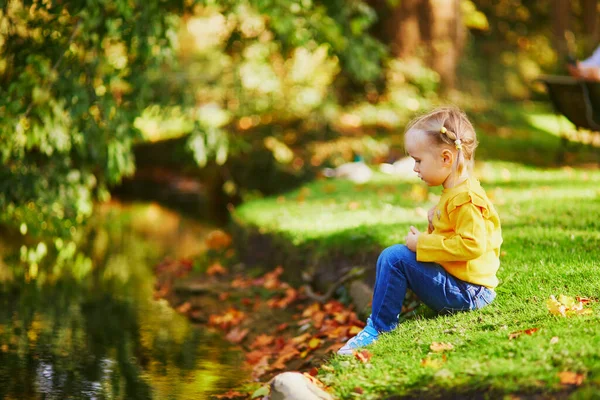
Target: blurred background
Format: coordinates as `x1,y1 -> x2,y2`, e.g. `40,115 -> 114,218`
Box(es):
1,0 -> 599,398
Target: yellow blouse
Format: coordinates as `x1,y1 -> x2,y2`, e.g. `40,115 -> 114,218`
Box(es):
416,177 -> 502,288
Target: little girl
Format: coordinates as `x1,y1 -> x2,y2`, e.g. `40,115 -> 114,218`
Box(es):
338,106 -> 502,355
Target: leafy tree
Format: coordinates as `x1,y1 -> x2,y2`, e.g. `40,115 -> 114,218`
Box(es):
1,0 -> 187,241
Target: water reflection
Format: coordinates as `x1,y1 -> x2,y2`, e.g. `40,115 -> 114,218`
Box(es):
0,202 -> 246,399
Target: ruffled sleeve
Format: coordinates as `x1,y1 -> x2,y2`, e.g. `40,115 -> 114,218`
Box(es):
416,191 -> 488,263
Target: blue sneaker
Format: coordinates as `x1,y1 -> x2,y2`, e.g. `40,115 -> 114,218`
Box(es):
337,318 -> 379,355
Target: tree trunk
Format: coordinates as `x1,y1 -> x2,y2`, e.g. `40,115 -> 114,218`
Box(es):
553,0 -> 570,62
582,0 -> 599,55
425,0 -> 464,90
377,0 -> 463,90
385,0 -> 424,58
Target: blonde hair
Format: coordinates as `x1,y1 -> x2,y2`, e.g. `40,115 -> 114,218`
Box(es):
405,106 -> 478,176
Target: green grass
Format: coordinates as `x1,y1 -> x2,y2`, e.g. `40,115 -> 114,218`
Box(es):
233,102 -> 600,398
234,162 -> 600,397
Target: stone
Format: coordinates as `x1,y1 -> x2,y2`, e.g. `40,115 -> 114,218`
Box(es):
269,372 -> 334,400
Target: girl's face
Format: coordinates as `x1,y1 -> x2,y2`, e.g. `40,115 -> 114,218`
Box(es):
405,129 -> 453,187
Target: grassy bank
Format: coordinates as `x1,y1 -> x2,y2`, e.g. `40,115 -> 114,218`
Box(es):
232,103 -> 600,398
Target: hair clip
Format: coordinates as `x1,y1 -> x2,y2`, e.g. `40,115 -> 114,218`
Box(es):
454,139 -> 462,150
440,126 -> 447,134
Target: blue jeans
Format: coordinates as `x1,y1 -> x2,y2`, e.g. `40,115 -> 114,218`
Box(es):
370,244 -> 496,333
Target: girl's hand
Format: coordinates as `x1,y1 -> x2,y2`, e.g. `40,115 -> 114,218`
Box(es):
427,206 -> 436,233
405,225 -> 421,252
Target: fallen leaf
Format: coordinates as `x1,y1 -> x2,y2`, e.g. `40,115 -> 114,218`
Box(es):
207,262 -> 227,276
353,387 -> 364,394
208,308 -> 246,330
250,334 -> 275,349
508,327 -> 539,340
421,354 -> 447,369
291,333 -> 311,345
225,327 -> 249,344
354,349 -> 372,363
430,342 -> 454,352
550,336 -> 559,345
558,371 -> 585,385
547,295 -> 593,317
251,355 -> 270,380
206,230 -> 232,250
308,337 -> 322,350
270,345 -> 300,370
213,390 -> 245,399
176,302 -> 191,314
276,323 -> 289,332
576,296 -> 592,304
348,325 -> 363,336
245,350 -> 269,365
302,303 -> 321,318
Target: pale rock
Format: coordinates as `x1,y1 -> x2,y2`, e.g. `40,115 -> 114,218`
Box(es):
269,372 -> 333,400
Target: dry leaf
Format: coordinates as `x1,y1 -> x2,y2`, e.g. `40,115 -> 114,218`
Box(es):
354,349 -> 372,363
206,230 -> 232,250
308,337 -> 322,350
213,390 -> 245,399
225,327 -> 249,344
558,371 -> 585,385
430,342 -> 454,352
547,295 -> 593,317
176,302 -> 191,314
508,327 -> 539,340
207,262 -> 227,276
421,354 -> 447,369
250,334 -> 275,349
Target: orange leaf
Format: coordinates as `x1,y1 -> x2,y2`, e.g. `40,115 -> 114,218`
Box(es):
225,327 -> 249,344
270,345 -> 300,370
302,303 -> 321,318
354,349 -> 372,363
245,350 -> 269,365
576,296 -> 592,304
207,262 -> 227,276
303,372 -> 328,389
176,302 -> 191,314
251,334 -> 275,349
291,333 -> 311,345
206,230 -> 232,250
276,323 -> 289,332
508,327 -> 539,340
251,356 -> 270,380
213,390 -> 245,399
208,308 -> 246,330
558,371 -> 585,385
430,342 -> 454,352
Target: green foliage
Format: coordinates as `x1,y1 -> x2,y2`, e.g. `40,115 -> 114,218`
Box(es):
1,0 -> 186,242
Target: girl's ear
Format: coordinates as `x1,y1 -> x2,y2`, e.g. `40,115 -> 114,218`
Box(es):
441,149 -> 454,166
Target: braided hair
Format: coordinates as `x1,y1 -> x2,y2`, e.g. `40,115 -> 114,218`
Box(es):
405,106 -> 478,176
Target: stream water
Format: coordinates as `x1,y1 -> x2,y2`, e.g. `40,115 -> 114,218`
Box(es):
0,201 -> 247,399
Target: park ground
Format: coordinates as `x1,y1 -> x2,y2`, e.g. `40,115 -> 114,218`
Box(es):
158,101 -> 600,399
